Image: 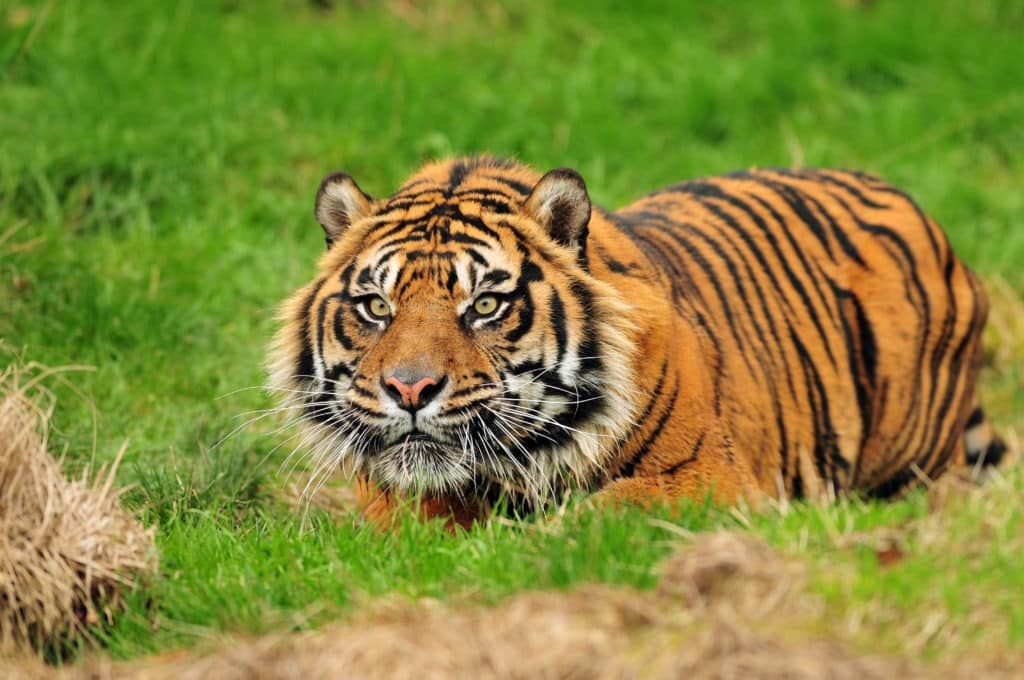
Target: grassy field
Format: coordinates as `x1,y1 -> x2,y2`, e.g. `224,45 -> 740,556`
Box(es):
1,0 -> 1022,668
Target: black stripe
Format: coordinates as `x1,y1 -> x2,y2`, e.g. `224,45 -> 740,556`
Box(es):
918,274 -> 986,473
789,326 -> 842,486
549,290 -> 568,361
447,161 -> 469,193
465,247 -> 489,266
617,359 -> 675,478
482,269 -> 512,286
746,193 -> 838,334
809,170 -> 891,209
965,406 -> 985,429
737,174 -> 838,261
448,384 -> 494,401
325,362 -> 353,382
680,221 -> 796,371
837,196 -> 933,458
295,277 -> 327,383
621,373 -> 681,477
690,184 -> 839,365
832,286 -> 878,487
867,184 -> 945,264
967,438 -> 1006,467
664,431 -> 706,475
348,381 -> 376,400
503,258 -> 543,343
483,174 -> 532,197
640,226 -> 762,378
393,178 -> 433,195
870,466 -> 918,499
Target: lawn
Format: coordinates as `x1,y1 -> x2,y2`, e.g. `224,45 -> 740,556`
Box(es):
1,0 -> 1022,670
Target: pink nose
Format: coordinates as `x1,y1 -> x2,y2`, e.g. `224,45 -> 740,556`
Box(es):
383,375 -> 441,410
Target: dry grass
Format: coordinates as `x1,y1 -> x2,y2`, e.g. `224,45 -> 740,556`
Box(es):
981,275 -> 1024,454
0,363 -> 156,657
275,478 -> 358,518
14,526 -> 1015,679
984,275 -> 1024,377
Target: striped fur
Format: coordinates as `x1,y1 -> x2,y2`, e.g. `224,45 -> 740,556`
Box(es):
269,156 -> 1001,525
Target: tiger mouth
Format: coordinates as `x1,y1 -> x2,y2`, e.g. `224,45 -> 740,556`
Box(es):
379,430 -> 455,452
371,435 -> 476,493
400,432 -> 441,445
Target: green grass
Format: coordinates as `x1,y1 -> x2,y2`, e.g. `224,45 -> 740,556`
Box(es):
86,492 -> 922,658
85,476 -> 1024,662
2,0 -> 1022,665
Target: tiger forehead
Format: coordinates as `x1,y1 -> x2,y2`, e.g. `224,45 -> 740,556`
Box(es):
384,184 -> 518,217
353,227 -> 520,303
344,158 -> 538,301
363,194 -> 515,263
382,158 -> 536,215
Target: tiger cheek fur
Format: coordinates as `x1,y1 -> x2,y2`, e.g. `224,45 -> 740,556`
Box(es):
269,155 -> 1001,527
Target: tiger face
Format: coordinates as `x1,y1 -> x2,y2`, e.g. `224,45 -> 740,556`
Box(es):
269,158 -> 638,504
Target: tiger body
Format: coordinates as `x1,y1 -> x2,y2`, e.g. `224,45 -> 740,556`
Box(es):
270,156 -> 1002,525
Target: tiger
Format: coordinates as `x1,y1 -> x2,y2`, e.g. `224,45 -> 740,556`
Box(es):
268,155 -> 1007,527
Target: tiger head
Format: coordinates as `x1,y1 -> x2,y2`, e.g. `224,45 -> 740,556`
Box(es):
268,157 -> 638,507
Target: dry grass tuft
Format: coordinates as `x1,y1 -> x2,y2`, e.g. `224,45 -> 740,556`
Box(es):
657,530 -> 802,617
0,363 -> 156,657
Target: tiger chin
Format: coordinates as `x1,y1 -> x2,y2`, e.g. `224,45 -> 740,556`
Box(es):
268,155 -> 1006,528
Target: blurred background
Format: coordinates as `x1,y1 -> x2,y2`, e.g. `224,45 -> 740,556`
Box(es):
1,0 -> 1022,493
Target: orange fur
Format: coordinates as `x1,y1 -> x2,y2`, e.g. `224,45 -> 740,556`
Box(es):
269,157 -> 996,526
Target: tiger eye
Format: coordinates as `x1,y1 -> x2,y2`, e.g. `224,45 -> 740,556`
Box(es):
367,296 -> 390,319
473,295 -> 499,316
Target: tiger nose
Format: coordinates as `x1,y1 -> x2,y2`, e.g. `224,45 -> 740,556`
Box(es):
382,374 -> 446,411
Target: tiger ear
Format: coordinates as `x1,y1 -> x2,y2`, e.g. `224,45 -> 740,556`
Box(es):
523,168 -> 592,251
315,172 -> 374,248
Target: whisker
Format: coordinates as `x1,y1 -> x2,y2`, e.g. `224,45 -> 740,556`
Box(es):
497,403 -> 614,439
492,395 -> 604,407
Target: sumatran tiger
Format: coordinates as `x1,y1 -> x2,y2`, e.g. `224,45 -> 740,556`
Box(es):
268,155 -> 1006,527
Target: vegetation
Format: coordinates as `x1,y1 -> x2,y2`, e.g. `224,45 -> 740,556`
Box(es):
1,0 -> 1021,666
